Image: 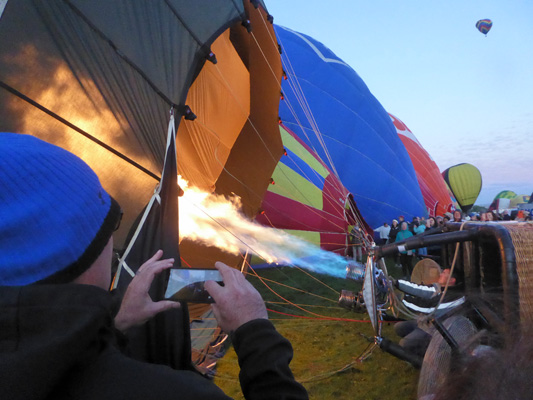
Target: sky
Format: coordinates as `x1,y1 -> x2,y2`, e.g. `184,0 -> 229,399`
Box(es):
265,0 -> 533,206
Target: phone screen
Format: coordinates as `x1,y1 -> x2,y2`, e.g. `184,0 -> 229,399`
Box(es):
165,268 -> 223,303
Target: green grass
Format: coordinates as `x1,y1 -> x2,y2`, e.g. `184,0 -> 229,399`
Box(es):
213,261 -> 419,399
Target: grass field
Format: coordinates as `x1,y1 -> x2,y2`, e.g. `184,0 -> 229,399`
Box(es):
213,263 -> 419,399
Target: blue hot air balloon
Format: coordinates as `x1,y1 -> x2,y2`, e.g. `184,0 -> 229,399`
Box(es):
275,25 -> 426,228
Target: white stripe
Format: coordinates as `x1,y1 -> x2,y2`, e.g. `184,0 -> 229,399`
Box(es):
400,280 -> 437,294
278,25 -> 351,68
112,113 -> 175,289
403,297 -> 465,314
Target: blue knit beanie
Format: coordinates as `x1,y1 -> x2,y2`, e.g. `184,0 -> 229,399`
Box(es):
0,133 -> 121,286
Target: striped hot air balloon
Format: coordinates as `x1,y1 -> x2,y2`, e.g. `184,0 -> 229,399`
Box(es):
476,19 -> 493,36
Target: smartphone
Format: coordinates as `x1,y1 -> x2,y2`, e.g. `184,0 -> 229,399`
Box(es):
164,268 -> 223,303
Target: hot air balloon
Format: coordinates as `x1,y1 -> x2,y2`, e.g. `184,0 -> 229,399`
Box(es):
488,190 -> 517,212
255,123 -> 371,258
0,0 -> 282,374
275,25 -> 427,229
476,19 -> 493,36
442,163 -> 482,213
510,194 -> 530,209
494,190 -> 517,200
390,114 -> 453,216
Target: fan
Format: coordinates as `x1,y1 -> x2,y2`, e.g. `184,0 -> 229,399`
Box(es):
417,315 -> 478,399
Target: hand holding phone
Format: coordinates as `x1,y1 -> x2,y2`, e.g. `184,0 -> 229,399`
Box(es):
204,262 -> 268,333
165,268 -> 223,303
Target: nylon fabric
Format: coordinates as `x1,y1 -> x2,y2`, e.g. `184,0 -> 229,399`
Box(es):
276,25 -> 426,227
177,28 -> 250,191
391,114 -> 452,216
0,0 -> 245,246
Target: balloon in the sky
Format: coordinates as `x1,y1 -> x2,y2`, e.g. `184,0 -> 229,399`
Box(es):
275,25 -> 427,228
390,114 -> 453,216
476,19 -> 493,35
442,163 -> 482,213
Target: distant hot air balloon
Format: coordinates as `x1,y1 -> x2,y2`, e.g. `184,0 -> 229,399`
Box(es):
494,190 -> 517,200
488,190 -> 517,211
510,195 -> 530,209
442,163 -> 482,213
476,19 -> 493,36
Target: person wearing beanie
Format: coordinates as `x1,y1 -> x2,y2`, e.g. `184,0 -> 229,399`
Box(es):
0,133 -> 308,400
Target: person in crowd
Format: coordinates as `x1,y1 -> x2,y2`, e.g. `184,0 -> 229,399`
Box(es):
453,210 -> 463,222
502,210 -> 512,221
422,216 -> 443,258
414,219 -> 426,236
348,223 -> 364,263
388,219 -> 401,267
392,268 -> 464,357
389,219 -> 400,242
410,219 -> 419,235
487,210 -> 498,221
436,215 -> 445,227
374,222 -> 391,245
409,216 -> 420,234
0,133 -> 308,400
415,219 -> 428,256
395,221 -> 414,279
480,212 -> 488,221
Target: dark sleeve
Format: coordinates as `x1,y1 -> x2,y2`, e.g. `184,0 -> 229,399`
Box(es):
231,319 -> 309,400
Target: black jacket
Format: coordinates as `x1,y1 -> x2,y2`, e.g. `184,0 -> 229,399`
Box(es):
394,279 -> 465,316
388,225 -> 401,242
0,284 -> 308,400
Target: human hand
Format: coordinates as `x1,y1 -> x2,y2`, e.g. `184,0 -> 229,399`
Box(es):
204,262 -> 268,334
114,250 -> 180,333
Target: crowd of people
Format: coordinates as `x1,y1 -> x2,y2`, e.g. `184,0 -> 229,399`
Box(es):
372,208 -> 532,280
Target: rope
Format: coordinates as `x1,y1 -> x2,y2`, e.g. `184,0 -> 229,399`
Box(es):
267,308 -> 372,323
246,272 -> 337,302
